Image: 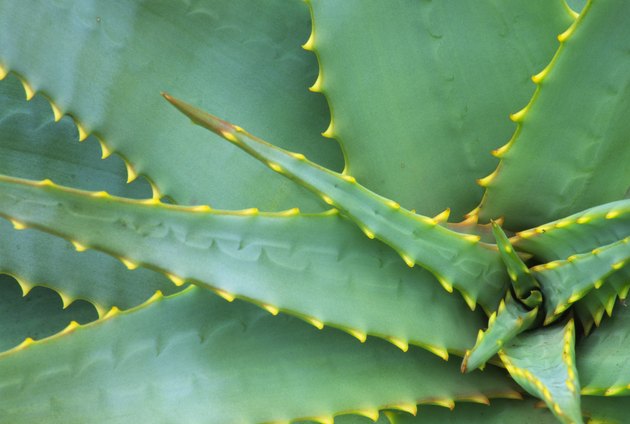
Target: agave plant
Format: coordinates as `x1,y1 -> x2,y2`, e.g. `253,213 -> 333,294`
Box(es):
0,0 -> 628,422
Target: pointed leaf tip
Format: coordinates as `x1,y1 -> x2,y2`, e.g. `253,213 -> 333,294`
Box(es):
162,93 -> 236,139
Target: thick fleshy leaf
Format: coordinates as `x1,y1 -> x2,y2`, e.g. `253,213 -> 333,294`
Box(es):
0,0 -> 344,210
305,0 -> 572,219
492,222 -> 540,307
0,286 -> 520,423
0,275 -> 97,352
532,238 -> 630,324
513,200 -> 630,261
0,175 -> 486,357
462,293 -> 538,373
578,301 -> 630,395
0,74 -> 180,314
500,321 -> 582,424
479,0 -> 630,230
388,397 -> 630,424
164,94 -> 509,311
575,268 -> 630,332
387,399 -> 559,424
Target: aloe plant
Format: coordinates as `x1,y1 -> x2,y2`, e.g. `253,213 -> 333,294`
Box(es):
0,0 -> 628,422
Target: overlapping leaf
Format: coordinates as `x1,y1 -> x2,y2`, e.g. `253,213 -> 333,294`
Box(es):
479,0 -> 630,229
0,275 -> 96,351
164,95 -> 509,311
0,74 -> 178,314
0,0 -> 343,210
306,0 -> 572,219
0,286 -> 519,423
0,175 -> 486,357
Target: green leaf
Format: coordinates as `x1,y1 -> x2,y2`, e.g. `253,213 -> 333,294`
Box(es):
0,175 -> 487,357
388,397 -> 630,424
306,0 -> 572,219
513,199 -> 630,261
164,94 -> 509,311
491,221 -> 540,307
387,399 -> 559,424
462,292 -> 538,373
500,321 -> 582,424
0,275 -> 97,352
577,302 -> 630,395
0,286 -> 520,423
0,74 -> 180,314
0,0 -> 343,210
479,0 -> 630,230
532,238 -> 630,324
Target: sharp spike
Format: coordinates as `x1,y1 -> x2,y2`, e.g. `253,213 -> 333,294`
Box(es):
15,278 -> 34,296
362,227 -> 375,240
120,258 -> 139,270
557,25 -> 575,42
352,409 -> 379,422
0,64 -> 7,80
388,403 -> 417,416
10,219 -> 27,230
76,121 -> 89,142
491,142 -> 511,158
461,394 -> 490,405
462,292 -> 477,311
149,180 -> 162,201
309,72 -> 323,92
430,398 -> 455,410
213,288 -> 235,302
425,344 -> 449,361
103,306 -> 121,319
60,320 -> 80,335
302,31 -> 315,51
125,162 -> 138,183
321,120 -> 334,138
531,65 -> 551,84
91,191 -> 110,198
290,152 -> 306,160
261,304 -> 280,316
98,139 -> 113,159
509,106 -> 529,123
433,208 -> 450,223
477,169 -> 499,187
15,337 -> 35,351
19,77 -> 35,100
145,290 -> 164,304
347,328 -> 367,343
166,273 -> 186,287
388,337 -> 409,352
437,276 -> 453,293
401,254 -> 415,268
303,316 -> 324,330
50,101 -> 63,122
58,291 -> 74,309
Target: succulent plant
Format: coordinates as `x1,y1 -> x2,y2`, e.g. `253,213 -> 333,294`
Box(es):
0,0 -> 628,423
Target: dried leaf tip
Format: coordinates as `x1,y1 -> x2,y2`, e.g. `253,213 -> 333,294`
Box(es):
162,92 -> 236,140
